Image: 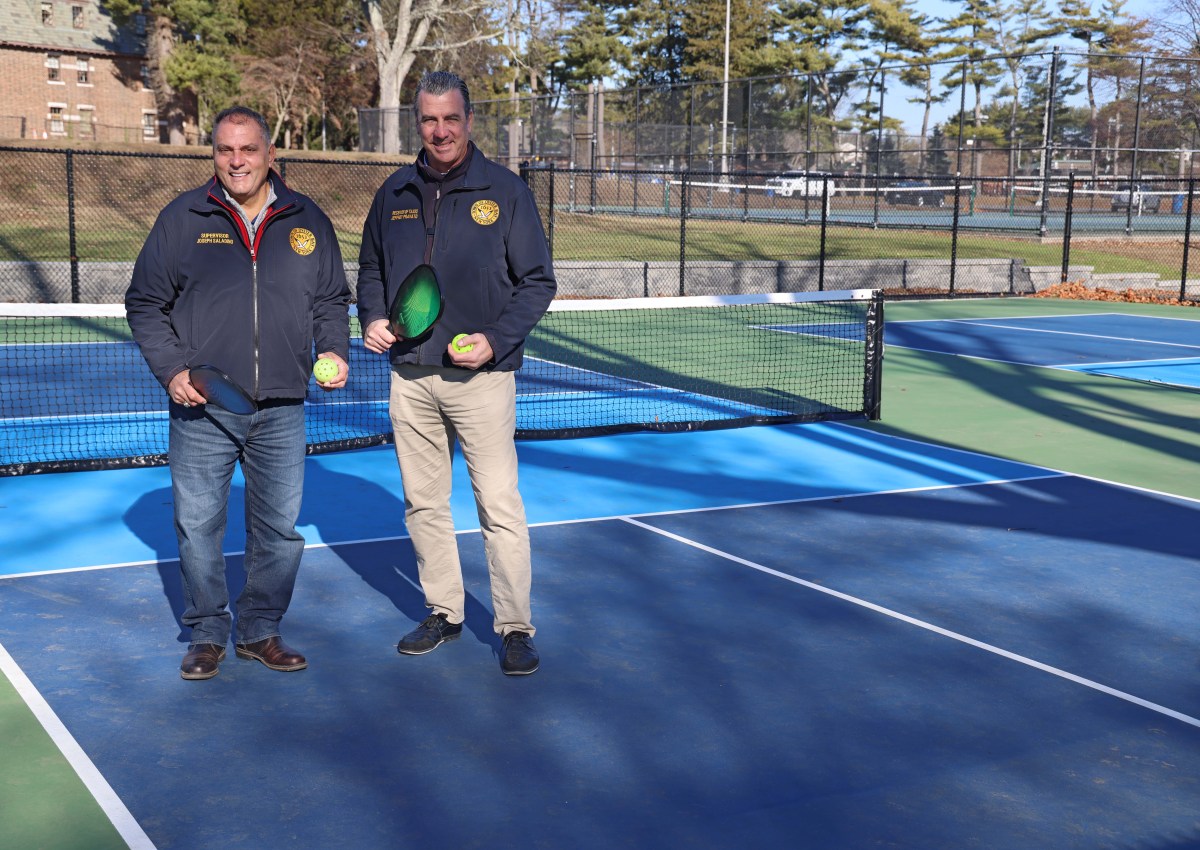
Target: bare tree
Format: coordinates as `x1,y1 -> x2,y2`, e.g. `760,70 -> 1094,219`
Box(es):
364,0 -> 508,153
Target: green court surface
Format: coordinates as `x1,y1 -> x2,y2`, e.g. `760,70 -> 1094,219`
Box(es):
2,295 -> 1197,849
857,297 -> 1200,501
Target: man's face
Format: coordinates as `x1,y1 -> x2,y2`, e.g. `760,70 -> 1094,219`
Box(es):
417,89 -> 473,172
213,118 -> 274,207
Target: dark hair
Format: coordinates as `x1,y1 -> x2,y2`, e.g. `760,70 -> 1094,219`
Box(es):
412,71 -> 472,118
212,106 -> 271,148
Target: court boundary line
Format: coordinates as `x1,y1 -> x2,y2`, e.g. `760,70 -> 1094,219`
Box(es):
0,473 -> 1069,581
0,641 -> 156,850
620,517 -> 1200,731
957,318 -> 1200,350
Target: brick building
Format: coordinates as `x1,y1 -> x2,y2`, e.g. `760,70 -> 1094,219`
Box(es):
0,0 -> 193,144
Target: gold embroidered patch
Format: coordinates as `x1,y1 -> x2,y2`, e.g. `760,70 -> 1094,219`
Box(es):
289,228 -> 316,255
471,200 -> 500,226
391,208 -> 419,220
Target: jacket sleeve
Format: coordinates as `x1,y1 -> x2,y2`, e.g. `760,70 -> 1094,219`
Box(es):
484,182 -> 557,360
356,186 -> 389,328
124,208 -> 187,390
312,212 -> 351,360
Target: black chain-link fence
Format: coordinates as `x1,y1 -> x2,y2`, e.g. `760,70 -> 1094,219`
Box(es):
1,144 -> 1196,304
0,146 -> 405,303
523,165 -> 1200,303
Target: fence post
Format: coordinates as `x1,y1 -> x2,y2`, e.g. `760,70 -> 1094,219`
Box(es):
949,172 -> 962,294
1038,46 -> 1060,239
1182,177 -> 1194,301
66,149 -> 80,303
547,162 -> 556,260
1126,57 -> 1146,236
818,175 -> 829,291
1061,172 -> 1076,284
679,170 -> 688,296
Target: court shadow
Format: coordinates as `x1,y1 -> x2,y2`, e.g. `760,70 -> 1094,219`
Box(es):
123,483 -> 249,645
299,459 -> 502,654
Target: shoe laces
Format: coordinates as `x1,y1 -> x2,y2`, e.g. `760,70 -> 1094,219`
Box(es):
505,631 -> 532,650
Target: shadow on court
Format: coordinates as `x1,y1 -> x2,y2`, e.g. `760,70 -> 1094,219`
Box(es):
4,459 -> 1200,849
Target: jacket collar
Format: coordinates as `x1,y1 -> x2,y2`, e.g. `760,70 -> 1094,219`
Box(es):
398,142 -> 491,194
194,170 -> 299,214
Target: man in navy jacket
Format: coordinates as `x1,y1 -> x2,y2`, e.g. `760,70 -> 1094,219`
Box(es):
358,71 -> 556,676
126,106 -> 350,680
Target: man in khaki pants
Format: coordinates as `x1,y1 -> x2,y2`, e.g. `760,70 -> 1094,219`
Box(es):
357,71 -> 556,675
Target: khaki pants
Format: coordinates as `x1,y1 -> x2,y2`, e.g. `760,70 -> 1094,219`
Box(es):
389,364 -> 533,636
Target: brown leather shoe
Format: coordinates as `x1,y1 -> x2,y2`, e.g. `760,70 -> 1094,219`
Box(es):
181,643 -> 226,680
235,636 -> 307,671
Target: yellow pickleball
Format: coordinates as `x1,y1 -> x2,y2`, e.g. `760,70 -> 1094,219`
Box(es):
313,358 -> 339,383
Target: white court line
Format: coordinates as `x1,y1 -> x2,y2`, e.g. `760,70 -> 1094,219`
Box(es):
620,516 -> 1200,731
953,319 -> 1200,351
0,641 -> 156,850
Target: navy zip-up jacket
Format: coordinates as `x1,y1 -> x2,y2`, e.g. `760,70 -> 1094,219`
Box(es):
356,144 -> 556,371
126,173 -> 350,401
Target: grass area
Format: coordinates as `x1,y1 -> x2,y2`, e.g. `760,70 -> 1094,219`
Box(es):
0,200 -> 1185,283
547,213 -> 1187,279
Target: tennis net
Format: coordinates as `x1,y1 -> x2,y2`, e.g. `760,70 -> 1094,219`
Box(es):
0,290 -> 883,475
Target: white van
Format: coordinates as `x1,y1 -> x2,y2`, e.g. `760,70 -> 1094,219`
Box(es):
765,171 -> 833,198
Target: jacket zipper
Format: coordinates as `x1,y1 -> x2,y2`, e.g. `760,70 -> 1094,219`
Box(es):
208,186 -> 293,400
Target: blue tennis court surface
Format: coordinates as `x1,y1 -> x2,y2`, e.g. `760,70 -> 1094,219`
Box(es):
885,312 -> 1200,388
2,422 -> 1200,848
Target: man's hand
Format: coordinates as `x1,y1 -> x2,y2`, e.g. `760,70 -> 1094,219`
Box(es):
168,370 -> 207,407
314,352 -> 349,389
363,319 -> 397,354
447,333 -> 493,370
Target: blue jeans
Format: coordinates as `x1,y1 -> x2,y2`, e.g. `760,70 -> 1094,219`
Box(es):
168,400 -> 306,647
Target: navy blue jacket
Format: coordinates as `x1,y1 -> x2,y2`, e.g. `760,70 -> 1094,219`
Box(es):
126,174 -> 350,400
356,144 -> 556,370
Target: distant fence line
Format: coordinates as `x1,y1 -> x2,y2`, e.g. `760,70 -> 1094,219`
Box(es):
0,145 -> 1196,305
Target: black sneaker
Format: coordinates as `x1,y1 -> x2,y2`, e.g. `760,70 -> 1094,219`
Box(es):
398,613 -> 462,655
500,631 -> 539,676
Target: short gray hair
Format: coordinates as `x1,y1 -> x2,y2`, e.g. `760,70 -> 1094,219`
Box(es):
213,106 -> 271,148
412,71 -> 472,118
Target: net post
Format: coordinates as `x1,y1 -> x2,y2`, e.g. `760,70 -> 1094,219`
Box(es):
864,291 -> 884,421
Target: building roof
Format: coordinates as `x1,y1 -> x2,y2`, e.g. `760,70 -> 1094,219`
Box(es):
0,0 -> 145,57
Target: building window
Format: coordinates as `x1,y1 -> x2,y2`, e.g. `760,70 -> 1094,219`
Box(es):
49,106 -> 65,134
76,58 -> 90,84
142,111 -> 157,138
71,4 -> 84,27
134,13 -> 146,35
46,54 -> 61,82
77,107 -> 95,140
41,2 -> 53,25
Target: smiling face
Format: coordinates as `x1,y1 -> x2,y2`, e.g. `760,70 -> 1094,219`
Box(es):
417,88 -> 473,173
212,116 -> 275,212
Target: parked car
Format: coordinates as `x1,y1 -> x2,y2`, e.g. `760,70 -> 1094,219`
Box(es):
884,180 -> 946,207
1110,182 -> 1162,213
765,170 -> 831,198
